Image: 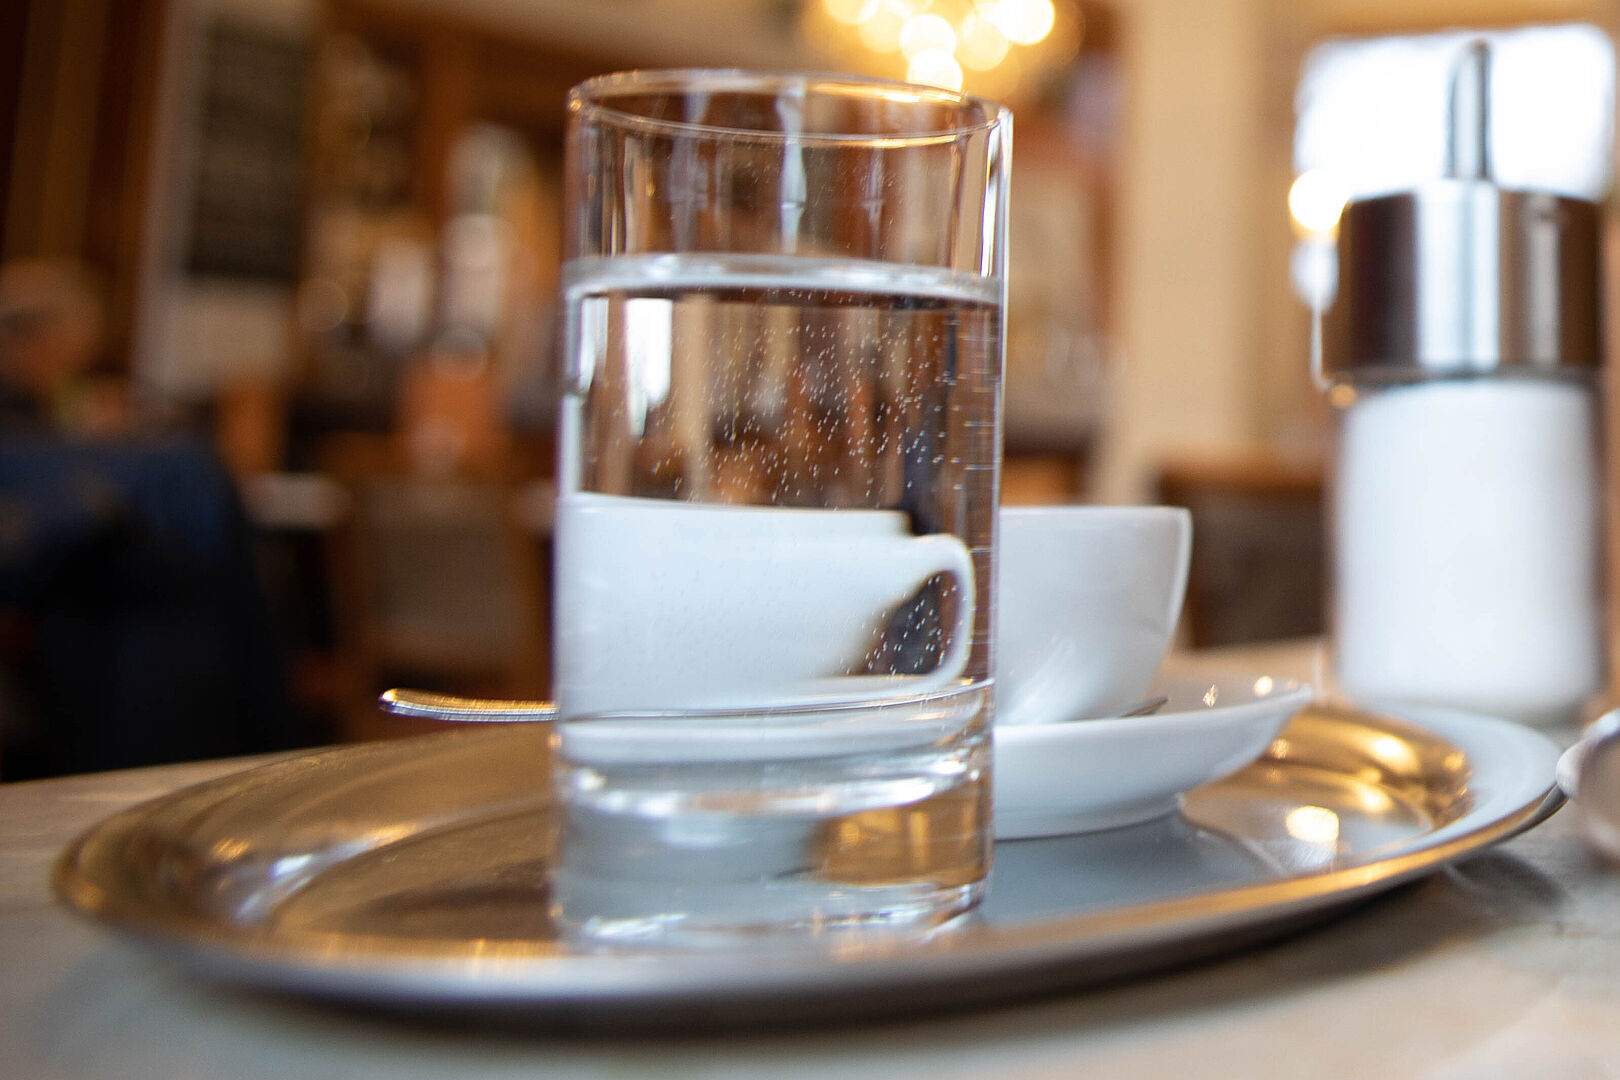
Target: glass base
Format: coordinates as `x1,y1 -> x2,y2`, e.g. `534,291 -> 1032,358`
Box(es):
549,687 -> 992,948
552,877 -> 986,948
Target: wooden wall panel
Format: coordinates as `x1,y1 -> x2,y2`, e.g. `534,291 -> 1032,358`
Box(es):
0,0 -> 168,371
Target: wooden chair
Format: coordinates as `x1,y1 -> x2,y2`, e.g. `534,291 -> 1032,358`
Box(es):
1156,452 -> 1326,648
323,433 -> 549,742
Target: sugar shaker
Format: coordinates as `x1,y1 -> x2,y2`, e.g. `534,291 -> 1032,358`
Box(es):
1318,40 -> 1604,724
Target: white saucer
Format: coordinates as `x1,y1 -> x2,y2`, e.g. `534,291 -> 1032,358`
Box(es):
993,672 -> 1315,840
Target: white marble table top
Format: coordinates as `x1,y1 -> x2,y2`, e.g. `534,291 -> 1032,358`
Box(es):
4,645 -> 1620,1079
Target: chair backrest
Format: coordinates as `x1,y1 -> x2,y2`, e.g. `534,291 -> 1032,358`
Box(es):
1157,453 -> 1325,648
324,435 -> 548,720
358,476 -> 533,664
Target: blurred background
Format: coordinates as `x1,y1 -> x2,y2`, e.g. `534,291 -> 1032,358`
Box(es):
0,0 -> 1613,774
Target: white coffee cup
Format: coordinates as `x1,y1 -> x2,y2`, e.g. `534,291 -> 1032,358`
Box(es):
997,505 -> 1192,725
554,492 -> 977,718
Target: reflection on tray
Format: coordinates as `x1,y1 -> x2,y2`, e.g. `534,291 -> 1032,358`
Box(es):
985,815 -> 1264,921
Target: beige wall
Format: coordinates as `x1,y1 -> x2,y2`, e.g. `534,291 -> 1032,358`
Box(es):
1093,0 -> 1270,502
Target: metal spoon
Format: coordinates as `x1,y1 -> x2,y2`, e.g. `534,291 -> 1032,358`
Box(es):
1561,708 -> 1620,862
379,688 -> 555,722
378,688 -> 1170,724
1114,695 -> 1170,719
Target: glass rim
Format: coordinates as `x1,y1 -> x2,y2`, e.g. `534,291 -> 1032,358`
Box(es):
567,68 -> 1009,146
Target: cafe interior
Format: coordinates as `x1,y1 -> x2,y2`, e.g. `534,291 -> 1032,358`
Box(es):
14,0 -> 1606,773
6,0 -> 1620,1069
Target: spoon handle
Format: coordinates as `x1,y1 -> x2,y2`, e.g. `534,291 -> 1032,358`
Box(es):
1568,708 -> 1620,862
379,688 -> 556,723
380,689 -> 1170,726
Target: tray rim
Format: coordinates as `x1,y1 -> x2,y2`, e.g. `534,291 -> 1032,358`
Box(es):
52,703 -> 1565,1009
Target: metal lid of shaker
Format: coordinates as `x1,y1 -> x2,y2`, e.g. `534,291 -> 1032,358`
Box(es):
1319,40 -> 1601,383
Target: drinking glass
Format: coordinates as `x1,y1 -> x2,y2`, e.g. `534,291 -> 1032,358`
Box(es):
553,70 -> 1009,941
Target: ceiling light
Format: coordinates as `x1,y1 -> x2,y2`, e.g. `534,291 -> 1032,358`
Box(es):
987,0 -> 1054,47
900,14 -> 957,59
908,47 -> 964,90
957,11 -> 1009,70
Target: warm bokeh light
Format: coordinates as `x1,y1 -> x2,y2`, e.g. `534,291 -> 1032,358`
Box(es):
801,0 -> 1075,101
1327,383 -> 1359,410
858,0 -> 913,52
972,50 -> 1023,99
1288,168 -> 1349,236
957,11 -> 1010,71
908,47 -> 965,91
900,14 -> 957,60
823,0 -> 868,26
986,0 -> 1055,47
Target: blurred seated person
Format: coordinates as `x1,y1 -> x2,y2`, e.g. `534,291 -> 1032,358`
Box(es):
0,260 -> 294,778
0,261 -> 130,437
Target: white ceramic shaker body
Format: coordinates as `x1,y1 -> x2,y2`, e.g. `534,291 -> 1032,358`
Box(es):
1330,377 -> 1602,723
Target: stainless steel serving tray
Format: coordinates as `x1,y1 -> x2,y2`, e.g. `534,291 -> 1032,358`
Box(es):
55,701 -> 1563,1027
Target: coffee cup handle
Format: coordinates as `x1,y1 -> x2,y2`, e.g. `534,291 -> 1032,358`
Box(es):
896,534 -> 977,694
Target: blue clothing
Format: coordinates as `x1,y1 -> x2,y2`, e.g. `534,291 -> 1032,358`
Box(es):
0,434 -> 292,776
